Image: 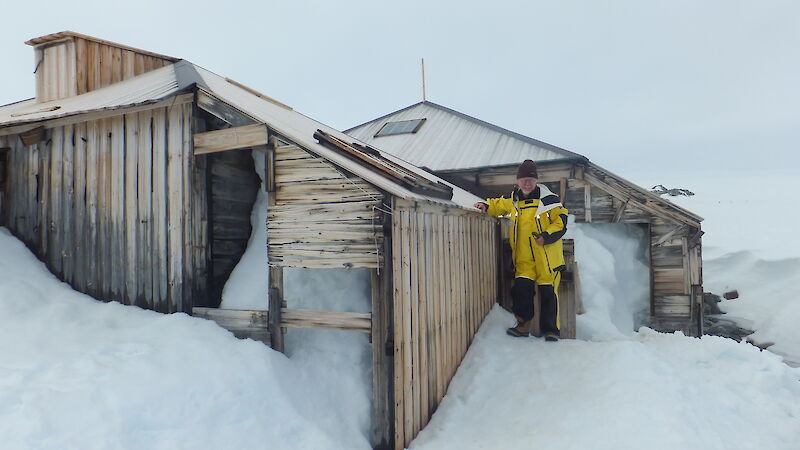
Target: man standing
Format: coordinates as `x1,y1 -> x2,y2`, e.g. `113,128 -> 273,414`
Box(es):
474,160 -> 568,341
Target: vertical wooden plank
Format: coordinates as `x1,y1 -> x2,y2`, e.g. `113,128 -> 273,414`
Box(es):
75,39 -> 87,94
122,50 -> 135,80
167,105 -> 185,313
134,53 -> 146,76
391,204 -> 405,450
111,47 -> 123,84
408,210 -> 421,438
38,136 -> 51,258
73,123 -> 87,291
400,210 -> 414,447
110,116 -> 126,302
181,104 -> 194,312
85,120 -> 99,296
268,268 -> 284,352
66,40 -> 77,97
124,113 -> 139,303
100,44 -> 113,88
371,266 -> 392,449
28,141 -> 39,246
55,43 -> 67,100
415,211 -> 429,428
137,110 -> 153,307
152,108 -> 168,311
61,125 -> 74,283
423,212 -> 437,415
445,215 -> 455,380
49,126 -> 63,276
99,118 -> 113,298
584,184 -> 592,223
435,213 -> 446,402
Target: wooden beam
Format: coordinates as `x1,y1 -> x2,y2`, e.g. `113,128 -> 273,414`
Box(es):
196,89 -> 256,127
612,198 -> 630,223
584,184 -> 592,223
281,309 -> 372,332
193,123 -> 268,155
652,225 -> 685,247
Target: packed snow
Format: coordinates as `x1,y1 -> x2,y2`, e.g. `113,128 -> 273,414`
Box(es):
0,165 -> 798,449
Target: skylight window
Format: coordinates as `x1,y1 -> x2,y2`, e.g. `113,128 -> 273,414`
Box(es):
374,118 -> 426,137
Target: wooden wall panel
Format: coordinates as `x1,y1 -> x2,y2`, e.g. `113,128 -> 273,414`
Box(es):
268,144 -> 384,269
391,200 -> 498,449
33,37 -> 175,101
1,102 -> 198,314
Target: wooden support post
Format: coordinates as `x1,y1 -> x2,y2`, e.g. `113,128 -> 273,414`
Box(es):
584,184 -> 592,223
269,278 -> 284,352
266,137 -> 284,352
372,256 -> 393,448
559,177 -> 567,202
612,198 -> 629,223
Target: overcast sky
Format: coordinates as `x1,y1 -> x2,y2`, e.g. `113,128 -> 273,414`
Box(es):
1,0 -> 797,176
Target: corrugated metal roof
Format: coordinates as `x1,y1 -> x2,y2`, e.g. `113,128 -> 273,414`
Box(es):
345,102 -> 586,171
0,60 -> 480,209
0,63 -> 185,127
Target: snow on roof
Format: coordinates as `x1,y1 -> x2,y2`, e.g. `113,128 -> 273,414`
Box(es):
345,101 -> 586,171
0,61 -> 481,209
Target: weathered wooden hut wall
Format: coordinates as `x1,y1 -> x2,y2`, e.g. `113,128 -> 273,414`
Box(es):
391,198 -> 498,449
207,150 -> 260,305
30,36 -> 175,102
0,99 -> 203,313
0,144 -> 8,224
267,143 -> 385,269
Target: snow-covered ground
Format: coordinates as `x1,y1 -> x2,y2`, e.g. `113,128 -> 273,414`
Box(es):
0,166 -> 798,449
0,228 -> 371,450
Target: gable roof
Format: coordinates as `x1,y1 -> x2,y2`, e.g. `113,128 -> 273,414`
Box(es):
0,61 -> 480,209
345,101 -> 587,171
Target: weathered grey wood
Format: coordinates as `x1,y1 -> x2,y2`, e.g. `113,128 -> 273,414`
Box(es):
268,284 -> 284,352
372,225 -> 394,449
152,108 -> 168,310
281,309 -> 372,332
181,103 -> 194,312
137,110 -> 153,307
61,125 -> 75,283
167,105 -> 185,312
49,126 -> 63,276
193,123 -> 268,155
110,116 -> 126,301
197,89 -> 257,127
123,113 -> 139,303
73,123 -> 87,291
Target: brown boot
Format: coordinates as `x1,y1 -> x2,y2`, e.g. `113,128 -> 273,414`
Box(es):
506,320 -> 531,337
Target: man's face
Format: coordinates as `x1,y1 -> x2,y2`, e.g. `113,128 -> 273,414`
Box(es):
517,177 -> 538,195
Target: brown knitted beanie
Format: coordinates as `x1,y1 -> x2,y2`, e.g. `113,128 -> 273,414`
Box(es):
516,159 -> 538,179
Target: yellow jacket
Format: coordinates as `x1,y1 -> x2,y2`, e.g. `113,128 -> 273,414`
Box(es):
484,185 -> 568,282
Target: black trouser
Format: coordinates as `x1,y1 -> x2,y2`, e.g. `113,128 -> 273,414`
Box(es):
511,277 -> 559,335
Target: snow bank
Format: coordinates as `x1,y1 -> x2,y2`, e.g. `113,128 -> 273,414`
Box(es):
565,221 -> 650,339
0,227 -> 370,449
220,148 -> 374,443
220,148 -> 268,310
704,251 -> 800,364
410,306 -> 800,450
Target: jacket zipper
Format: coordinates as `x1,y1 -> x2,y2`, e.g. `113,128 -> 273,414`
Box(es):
528,235 -> 536,262
536,217 -> 553,273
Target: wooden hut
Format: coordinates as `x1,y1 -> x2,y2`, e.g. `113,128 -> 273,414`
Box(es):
347,101 -> 705,336
0,32 -> 583,449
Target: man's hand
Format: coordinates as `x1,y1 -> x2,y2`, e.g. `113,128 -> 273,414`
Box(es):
474,202 -> 487,212
535,236 -> 544,246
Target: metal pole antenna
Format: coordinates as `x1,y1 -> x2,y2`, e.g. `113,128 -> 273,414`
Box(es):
421,58 -> 427,102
